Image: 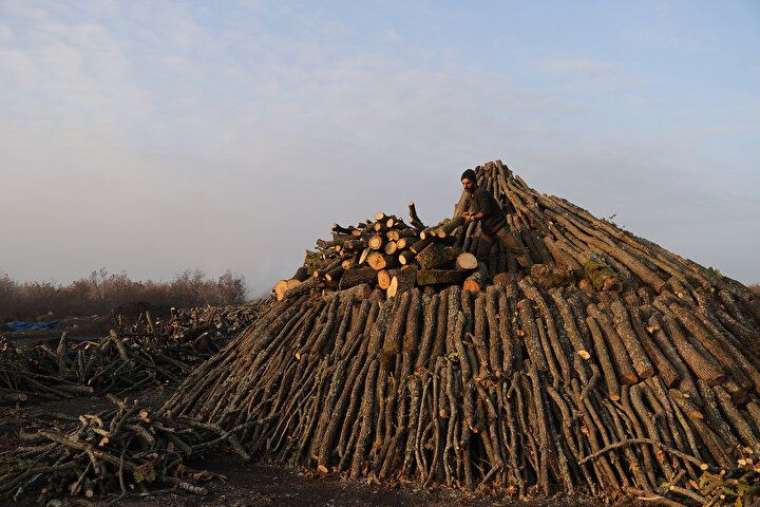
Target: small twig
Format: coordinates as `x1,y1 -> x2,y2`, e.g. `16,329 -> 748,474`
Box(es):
579,438 -> 703,467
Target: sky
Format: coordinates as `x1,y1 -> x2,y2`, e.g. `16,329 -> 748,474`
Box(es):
1,1 -> 759,295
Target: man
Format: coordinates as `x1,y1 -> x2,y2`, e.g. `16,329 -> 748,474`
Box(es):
456,169 -> 531,268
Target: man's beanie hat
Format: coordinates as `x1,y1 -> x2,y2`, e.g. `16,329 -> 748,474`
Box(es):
461,169 -> 477,183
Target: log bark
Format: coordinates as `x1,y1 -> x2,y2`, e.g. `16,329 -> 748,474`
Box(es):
416,243 -> 460,270
339,266 -> 377,289
416,269 -> 468,287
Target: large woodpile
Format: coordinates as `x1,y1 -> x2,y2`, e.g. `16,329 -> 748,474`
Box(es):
161,161 -> 760,504
2,396 -> 248,503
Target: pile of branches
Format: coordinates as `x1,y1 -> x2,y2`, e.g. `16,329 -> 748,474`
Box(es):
115,300 -> 269,345
1,395 -> 251,504
0,300 -> 270,404
162,161 -> 760,505
273,209 -> 482,302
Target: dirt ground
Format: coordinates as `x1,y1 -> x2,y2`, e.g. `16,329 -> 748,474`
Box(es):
1,388 -> 600,507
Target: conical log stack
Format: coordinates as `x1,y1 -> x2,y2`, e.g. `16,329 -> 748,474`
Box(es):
162,161 -> 760,504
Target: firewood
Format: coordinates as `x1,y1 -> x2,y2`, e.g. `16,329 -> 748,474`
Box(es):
456,252 -> 478,271
340,266 -> 377,289
377,269 -> 399,290
398,251 -> 415,265
416,269 -> 468,286
273,280 -> 289,301
367,252 -> 398,271
408,202 -> 426,231
384,241 -> 398,255
387,266 -> 417,298
416,243 -> 459,270
409,237 -> 432,254
148,160 -> 760,507
463,271 -> 483,293
368,235 -> 384,251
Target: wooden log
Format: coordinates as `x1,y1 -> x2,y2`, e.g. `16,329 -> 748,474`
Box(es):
339,266 -> 377,289
377,269 -> 399,290
609,300 -> 655,379
659,314 -> 725,386
435,216 -> 465,238
284,277 -> 320,300
456,252 -> 478,271
273,280 -> 289,301
416,243 -> 459,270
384,241 -> 398,256
336,283 -> 371,303
627,306 -> 679,388
408,202 -> 426,231
516,299 -> 548,371
341,240 -> 364,252
358,247 -> 370,265
390,266 -> 418,299
669,302 -> 760,392
519,277 -> 571,382
587,304 -> 638,385
416,269 -> 468,287
548,288 -> 591,360
462,276 -> 481,294
398,251 -> 415,265
292,266 -> 310,282
386,230 -> 400,242
324,265 -> 344,283
410,237 -> 433,254
367,252 -> 398,271
368,235 -> 384,251
586,316 -> 620,401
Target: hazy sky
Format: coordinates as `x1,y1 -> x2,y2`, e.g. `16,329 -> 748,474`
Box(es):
1,1 -> 759,294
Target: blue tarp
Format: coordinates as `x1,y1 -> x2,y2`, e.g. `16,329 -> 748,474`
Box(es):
3,320 -> 59,332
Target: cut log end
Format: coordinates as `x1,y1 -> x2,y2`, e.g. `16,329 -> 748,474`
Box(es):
386,276 -> 399,299
456,253 -> 478,271
463,278 -> 481,293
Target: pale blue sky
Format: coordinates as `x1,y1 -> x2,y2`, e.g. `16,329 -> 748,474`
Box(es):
1,1 -> 759,292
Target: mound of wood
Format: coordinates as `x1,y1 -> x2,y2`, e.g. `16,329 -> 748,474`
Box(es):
1,396 -> 249,503
0,300 -> 269,404
159,160 -> 760,504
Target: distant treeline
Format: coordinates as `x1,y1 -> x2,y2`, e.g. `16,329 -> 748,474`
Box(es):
0,269 -> 247,322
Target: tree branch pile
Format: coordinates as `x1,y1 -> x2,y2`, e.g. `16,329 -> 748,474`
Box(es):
0,300 -> 270,404
0,395 -> 250,504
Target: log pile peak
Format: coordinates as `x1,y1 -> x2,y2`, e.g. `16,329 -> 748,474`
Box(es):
162,160 -> 760,504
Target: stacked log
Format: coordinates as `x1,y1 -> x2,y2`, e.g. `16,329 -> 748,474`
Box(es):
160,161 -> 760,504
272,209 -> 479,300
